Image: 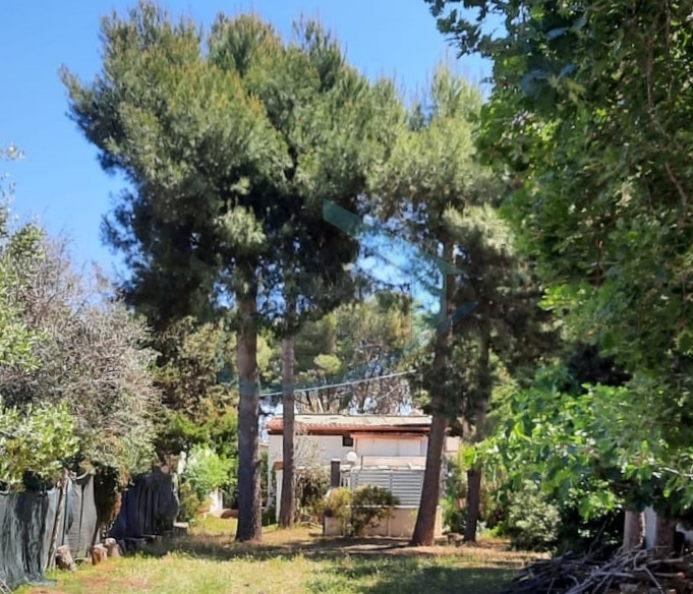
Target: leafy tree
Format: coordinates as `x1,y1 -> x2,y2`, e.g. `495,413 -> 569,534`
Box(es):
0,398 -> 79,489
182,444 -> 234,501
0,149 -> 157,484
427,0 -> 693,550
234,16 -> 392,527
0,233 -> 159,476
63,3 -> 393,540
480,362 -> 674,553
288,293 -> 415,414
0,150 -> 41,370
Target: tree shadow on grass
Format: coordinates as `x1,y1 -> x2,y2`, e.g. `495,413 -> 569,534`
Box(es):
128,527 -> 535,594
306,555 -> 519,594
135,532 -> 418,562
127,532 -> 527,593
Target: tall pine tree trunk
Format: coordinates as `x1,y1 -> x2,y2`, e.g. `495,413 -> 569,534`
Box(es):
411,240 -> 455,546
235,282 -> 262,542
279,302 -> 296,528
464,326 -> 490,543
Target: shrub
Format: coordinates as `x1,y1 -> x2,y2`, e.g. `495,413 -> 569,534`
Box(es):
262,506 -> 276,527
183,445 -> 232,501
556,503 -> 624,555
323,486 -> 399,536
177,482 -> 201,524
442,494 -> 466,534
350,486 -> 399,536
501,481 -> 560,552
0,399 -> 79,489
295,465 -> 330,520
441,448 -> 506,535
324,487 -> 353,534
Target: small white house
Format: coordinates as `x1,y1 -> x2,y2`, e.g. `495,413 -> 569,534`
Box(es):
265,414 -> 460,538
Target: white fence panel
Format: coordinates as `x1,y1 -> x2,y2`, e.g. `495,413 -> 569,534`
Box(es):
346,469 -> 425,507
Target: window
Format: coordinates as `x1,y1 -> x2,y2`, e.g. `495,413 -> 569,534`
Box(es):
342,434 -> 354,447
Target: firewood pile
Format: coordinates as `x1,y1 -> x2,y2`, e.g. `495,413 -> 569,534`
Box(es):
499,549 -> 693,594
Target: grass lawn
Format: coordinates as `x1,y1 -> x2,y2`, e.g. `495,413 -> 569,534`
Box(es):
18,518 -> 542,594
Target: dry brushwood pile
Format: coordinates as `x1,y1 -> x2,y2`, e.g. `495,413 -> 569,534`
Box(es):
500,549 -> 693,594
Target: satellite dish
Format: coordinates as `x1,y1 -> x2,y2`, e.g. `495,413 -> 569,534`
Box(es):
345,451 -> 358,464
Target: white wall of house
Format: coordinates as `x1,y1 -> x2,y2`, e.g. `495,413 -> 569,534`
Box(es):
209,488 -> 224,515
354,435 -> 427,458
445,436 -> 461,455
267,434 -> 353,466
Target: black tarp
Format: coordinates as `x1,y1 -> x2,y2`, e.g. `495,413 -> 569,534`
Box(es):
109,467 -> 179,540
65,473 -> 99,559
0,469 -> 177,590
0,474 -> 100,589
0,487 -> 62,589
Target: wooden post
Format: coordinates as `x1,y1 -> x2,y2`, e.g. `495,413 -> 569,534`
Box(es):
330,459 -> 341,489
46,468 -> 69,571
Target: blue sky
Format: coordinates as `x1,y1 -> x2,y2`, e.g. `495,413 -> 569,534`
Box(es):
1,0 -> 491,279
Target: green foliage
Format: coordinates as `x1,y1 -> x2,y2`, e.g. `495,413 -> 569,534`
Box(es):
555,504 -> 623,556
429,0 -> 693,521
64,3 -> 400,540
183,445 -> 234,501
349,486 -> 399,537
0,190 -> 42,371
177,482 -> 202,524
260,450 -> 269,507
482,366 -> 632,516
442,451 -> 470,534
324,487 -> 353,534
323,486 -> 399,537
290,293 -> 416,413
0,398 -> 79,488
92,464 -> 124,530
500,481 -> 560,552
442,447 -> 505,534
477,352 -> 693,552
295,465 -> 330,519
62,3 -> 392,331
0,192 -> 159,478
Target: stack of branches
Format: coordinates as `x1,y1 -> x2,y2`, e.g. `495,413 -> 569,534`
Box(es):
500,549 -> 693,594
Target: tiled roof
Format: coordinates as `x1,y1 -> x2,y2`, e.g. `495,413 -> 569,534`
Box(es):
265,414 -> 432,434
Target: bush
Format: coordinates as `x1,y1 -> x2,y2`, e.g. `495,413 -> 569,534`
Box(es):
324,487 -> 353,534
262,506 -> 276,527
324,486 -> 399,536
441,449 -> 506,535
177,482 -> 202,524
0,398 -> 79,489
350,486 -> 399,536
442,495 -> 466,534
556,504 -> 623,555
501,481 -> 560,552
183,445 -> 233,501
295,465 -> 330,520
